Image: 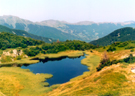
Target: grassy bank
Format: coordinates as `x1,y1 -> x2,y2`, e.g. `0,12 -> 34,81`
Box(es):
0,67 -> 53,96
70,51 -> 100,81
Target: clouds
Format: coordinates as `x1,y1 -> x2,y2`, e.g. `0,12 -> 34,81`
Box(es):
0,0 -> 135,23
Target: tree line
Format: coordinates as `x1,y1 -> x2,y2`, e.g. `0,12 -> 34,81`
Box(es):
23,40 -> 97,56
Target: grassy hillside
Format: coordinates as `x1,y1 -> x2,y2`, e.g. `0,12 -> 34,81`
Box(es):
90,27 -> 135,46
0,25 -> 54,43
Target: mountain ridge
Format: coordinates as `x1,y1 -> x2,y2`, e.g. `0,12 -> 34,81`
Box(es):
0,15 -> 135,42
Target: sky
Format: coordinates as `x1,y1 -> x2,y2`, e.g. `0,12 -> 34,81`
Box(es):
0,0 -> 135,23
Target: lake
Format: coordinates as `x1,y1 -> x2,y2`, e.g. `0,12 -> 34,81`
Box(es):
21,55 -> 89,86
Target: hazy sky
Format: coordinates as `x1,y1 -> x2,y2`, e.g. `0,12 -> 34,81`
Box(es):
0,0 -> 135,23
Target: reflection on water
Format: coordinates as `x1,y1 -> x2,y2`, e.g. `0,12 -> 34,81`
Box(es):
21,55 -> 89,86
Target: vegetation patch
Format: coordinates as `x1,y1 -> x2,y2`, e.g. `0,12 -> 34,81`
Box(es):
23,40 -> 96,56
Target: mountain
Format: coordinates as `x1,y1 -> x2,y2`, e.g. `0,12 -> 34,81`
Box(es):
0,15 -> 135,42
0,25 -> 54,43
37,20 -> 135,41
0,15 -> 80,41
90,27 -> 135,46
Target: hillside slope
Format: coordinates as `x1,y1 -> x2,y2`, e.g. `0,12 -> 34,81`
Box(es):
0,25 -> 54,43
90,27 -> 135,46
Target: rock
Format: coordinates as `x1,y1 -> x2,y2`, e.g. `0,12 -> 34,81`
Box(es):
13,49 -> 18,56
3,51 -> 11,56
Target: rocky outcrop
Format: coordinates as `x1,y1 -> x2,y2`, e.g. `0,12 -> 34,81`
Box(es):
2,49 -> 23,58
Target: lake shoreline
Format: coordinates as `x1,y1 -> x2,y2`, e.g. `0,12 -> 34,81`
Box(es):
0,50 -> 101,95
0,50 -> 85,66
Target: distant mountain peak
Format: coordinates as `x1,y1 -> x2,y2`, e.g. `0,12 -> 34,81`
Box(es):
74,21 -> 95,25
36,19 -> 68,28
0,15 -> 33,28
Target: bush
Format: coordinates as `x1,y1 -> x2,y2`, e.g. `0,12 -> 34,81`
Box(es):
107,46 -> 116,52
131,49 -> 134,52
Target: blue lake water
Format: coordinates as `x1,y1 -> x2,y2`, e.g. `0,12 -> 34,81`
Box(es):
21,55 -> 89,86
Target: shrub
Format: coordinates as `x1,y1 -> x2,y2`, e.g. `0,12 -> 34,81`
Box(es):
124,54 -> 134,63
107,46 -> 116,52
131,49 -> 134,52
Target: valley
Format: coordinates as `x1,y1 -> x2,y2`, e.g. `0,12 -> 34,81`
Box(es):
0,17 -> 135,95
